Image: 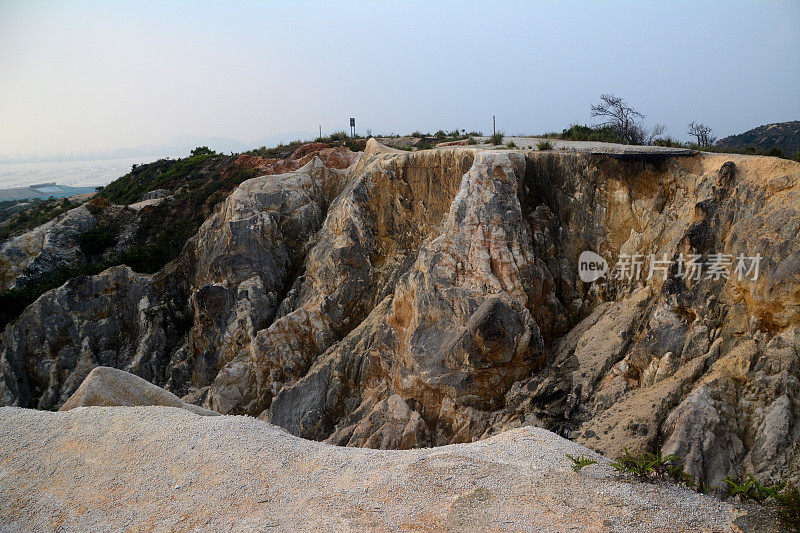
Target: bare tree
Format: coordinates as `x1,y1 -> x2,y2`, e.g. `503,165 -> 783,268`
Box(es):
648,123 -> 666,145
687,122 -> 716,147
591,94 -> 645,144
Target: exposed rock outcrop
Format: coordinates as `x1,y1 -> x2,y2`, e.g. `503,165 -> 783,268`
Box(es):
60,366 -> 217,415
0,265 -> 171,408
2,139 -> 799,490
0,205 -> 97,291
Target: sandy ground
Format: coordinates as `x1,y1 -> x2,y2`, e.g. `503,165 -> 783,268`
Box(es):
0,406 -> 756,532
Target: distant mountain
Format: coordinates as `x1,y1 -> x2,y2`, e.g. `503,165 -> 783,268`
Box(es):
717,121 -> 800,156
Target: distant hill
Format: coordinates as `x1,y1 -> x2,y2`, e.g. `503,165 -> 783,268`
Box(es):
717,121 -> 800,156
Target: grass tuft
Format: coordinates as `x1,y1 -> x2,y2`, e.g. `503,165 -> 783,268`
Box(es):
490,132 -> 505,145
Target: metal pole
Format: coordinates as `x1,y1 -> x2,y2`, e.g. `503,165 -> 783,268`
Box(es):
319,125 -> 322,139
493,116 -> 496,137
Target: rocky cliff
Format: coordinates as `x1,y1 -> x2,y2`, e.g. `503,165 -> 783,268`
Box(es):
1,139 -> 799,489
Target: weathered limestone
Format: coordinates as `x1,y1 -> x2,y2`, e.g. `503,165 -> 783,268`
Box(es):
2,140 -> 799,489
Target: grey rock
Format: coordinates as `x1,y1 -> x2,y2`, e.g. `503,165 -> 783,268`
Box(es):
0,205 -> 96,291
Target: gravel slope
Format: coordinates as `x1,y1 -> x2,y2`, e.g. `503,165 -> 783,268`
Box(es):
0,406 -> 752,532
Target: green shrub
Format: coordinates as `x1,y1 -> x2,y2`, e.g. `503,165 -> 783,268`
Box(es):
328,131 -> 349,142
653,137 -> 684,148
536,139 -> 554,150
723,474 -> 785,503
345,138 -> 367,152
611,448 -> 683,481
506,141 -> 517,148
566,454 -> 597,472
723,473 -> 799,529
190,146 -> 215,157
490,132 -> 505,145
466,137 -> 477,145
560,124 -> 622,143
78,225 -> 115,257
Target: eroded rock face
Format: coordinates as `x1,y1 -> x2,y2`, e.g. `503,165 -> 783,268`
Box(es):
2,139 -> 800,489
0,265 -> 167,408
0,205 -> 97,291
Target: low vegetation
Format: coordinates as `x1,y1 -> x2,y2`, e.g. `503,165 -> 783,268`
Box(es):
0,264 -> 107,329
776,485 -> 800,530
613,448 -> 711,491
724,473 -> 784,502
99,148 -> 226,205
724,474 -> 800,530
536,139 -> 554,150
558,123 -> 623,143
0,147 -> 263,329
568,448 -> 800,529
490,132 -> 505,145
406,129 -> 471,150
691,143 -> 800,161
566,454 -> 597,472
0,215 -> 200,330
0,197 -> 77,242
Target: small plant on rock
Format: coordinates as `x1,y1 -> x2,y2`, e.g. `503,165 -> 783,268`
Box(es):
723,473 -> 785,503
724,473 -> 799,530
490,132 -> 504,145
610,448 -> 681,481
566,454 -> 598,472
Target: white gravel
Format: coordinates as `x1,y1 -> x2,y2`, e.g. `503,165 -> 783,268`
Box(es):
475,136 -> 695,156
0,406 -> 745,532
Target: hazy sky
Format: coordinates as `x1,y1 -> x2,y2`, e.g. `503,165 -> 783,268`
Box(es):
1,0 -> 799,155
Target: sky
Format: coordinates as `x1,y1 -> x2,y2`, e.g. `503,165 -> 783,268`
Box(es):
1,0 -> 799,156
